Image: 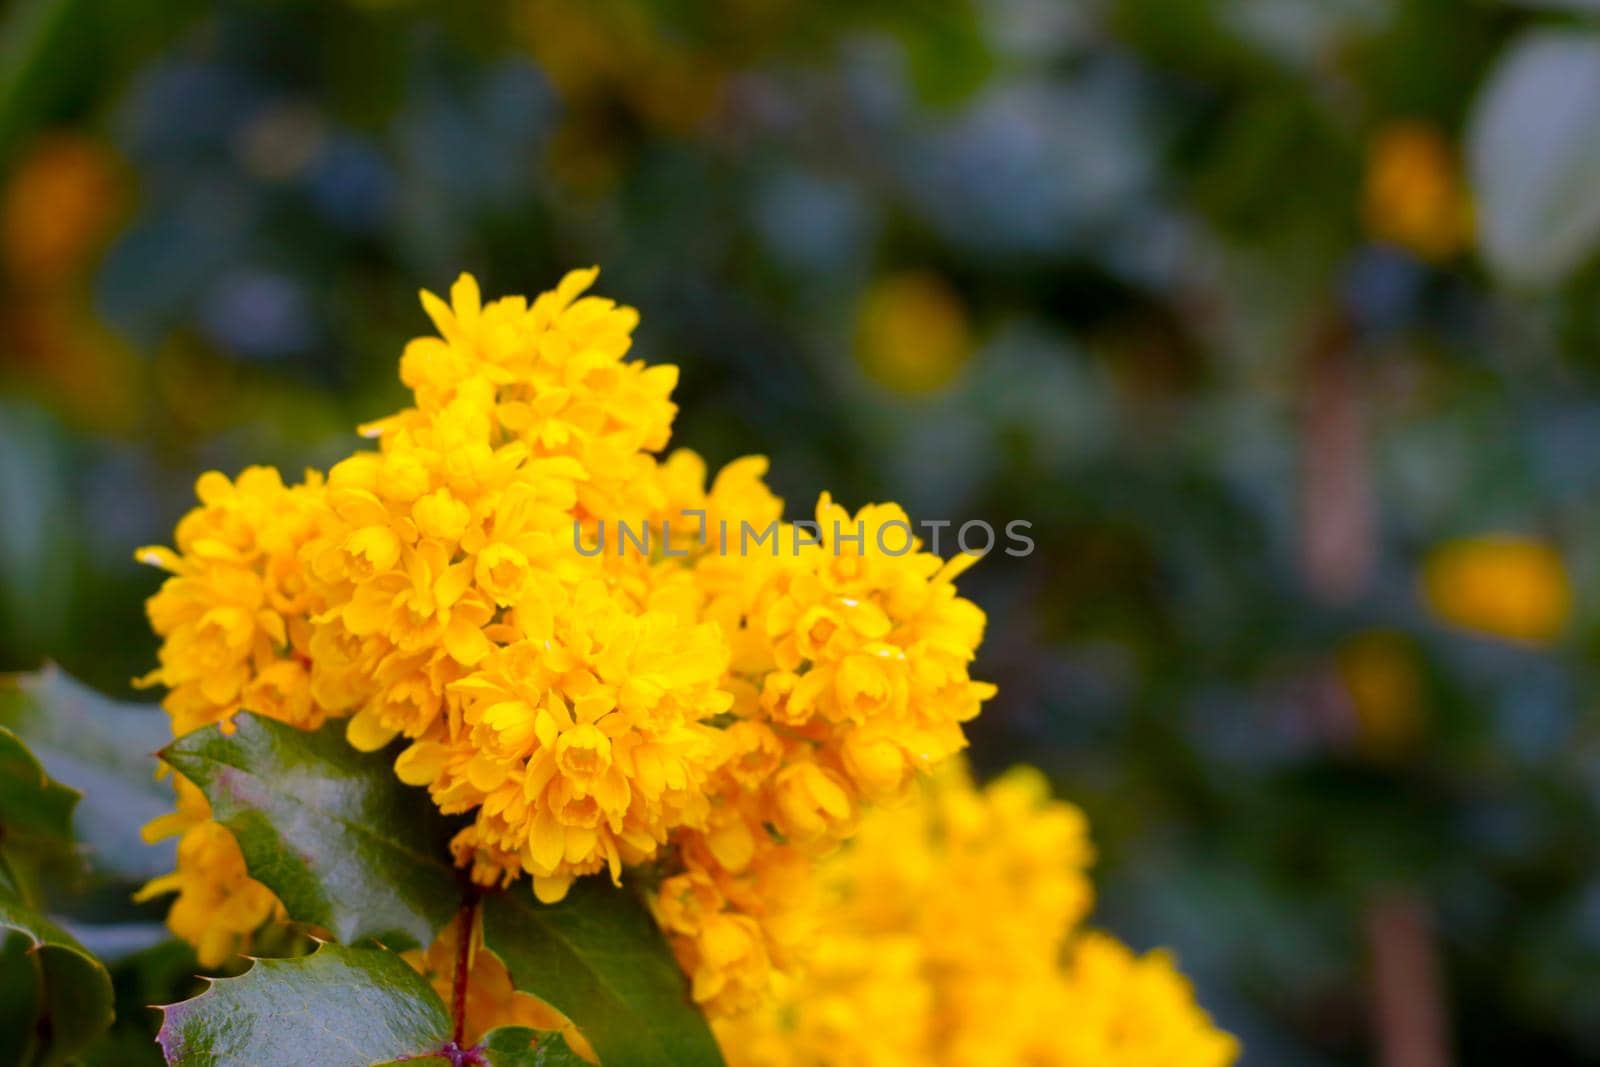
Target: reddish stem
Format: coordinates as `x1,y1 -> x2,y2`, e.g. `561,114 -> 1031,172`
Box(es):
451,891 -> 480,1047
1369,890 -> 1451,1067
1299,309 -> 1370,604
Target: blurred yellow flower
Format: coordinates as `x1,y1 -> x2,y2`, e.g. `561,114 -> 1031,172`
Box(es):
1337,631 -> 1425,759
0,132 -> 138,432
1422,535 -> 1570,645
713,762 -> 1238,1067
856,271 -> 973,396
1047,932 -> 1241,1067
1363,122 -> 1473,262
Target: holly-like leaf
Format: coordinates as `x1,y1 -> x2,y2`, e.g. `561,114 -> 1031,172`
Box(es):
157,942 -> 450,1066
0,667 -> 175,882
481,879 -> 724,1067
0,886 -> 115,1065
482,1027 -> 590,1067
162,714 -> 461,951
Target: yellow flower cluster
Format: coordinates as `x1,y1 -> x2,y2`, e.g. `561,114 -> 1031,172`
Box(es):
713,762 -> 1239,1067
135,270 -> 995,1010
652,483 -> 994,1013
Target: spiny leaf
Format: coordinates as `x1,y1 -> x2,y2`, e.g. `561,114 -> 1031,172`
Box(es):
162,714 -> 461,951
0,667 -> 175,882
0,885 -> 115,1065
481,879 -> 724,1067
157,942 -> 449,1066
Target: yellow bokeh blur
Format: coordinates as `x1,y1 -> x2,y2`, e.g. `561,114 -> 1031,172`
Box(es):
1,131 -> 138,431
855,271 -> 973,396
1338,630 -> 1425,759
3,133 -> 125,289
1363,122 -> 1473,262
1421,535 -> 1571,645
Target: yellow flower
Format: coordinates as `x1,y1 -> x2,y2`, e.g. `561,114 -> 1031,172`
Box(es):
136,466 -> 335,736
418,584 -> 732,899
856,271 -> 973,396
1363,122 -> 1473,261
653,833 -> 816,1017
1421,535 -> 1570,645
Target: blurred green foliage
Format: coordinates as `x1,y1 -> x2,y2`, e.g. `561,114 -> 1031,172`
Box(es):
6,0 -> 1600,1062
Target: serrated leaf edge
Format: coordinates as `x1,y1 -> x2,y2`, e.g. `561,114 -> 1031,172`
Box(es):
160,716 -> 459,949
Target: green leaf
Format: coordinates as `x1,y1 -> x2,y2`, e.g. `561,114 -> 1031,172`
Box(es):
0,667 -> 176,882
0,885 -> 115,1065
0,0 -> 86,163
0,931 -> 44,1066
1469,29 -> 1600,285
0,724 -> 79,898
481,1027 -> 590,1067
161,713 -> 461,951
481,879 -> 724,1067
157,942 -> 450,1066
